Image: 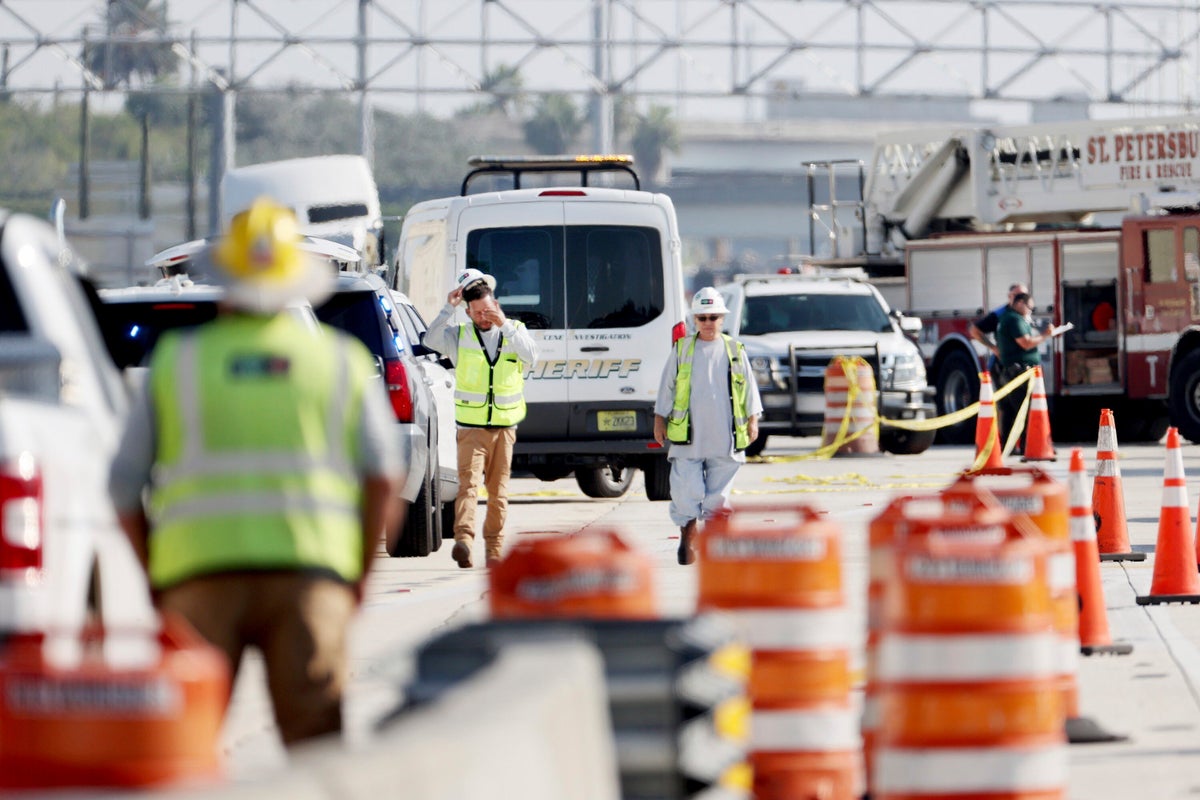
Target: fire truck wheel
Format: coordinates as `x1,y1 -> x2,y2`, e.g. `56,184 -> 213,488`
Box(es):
934,349 -> 979,445
1169,350 -> 1200,443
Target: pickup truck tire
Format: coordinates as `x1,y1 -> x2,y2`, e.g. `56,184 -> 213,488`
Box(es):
1169,350 -> 1200,443
390,471 -> 434,557
934,349 -> 980,445
881,426 -> 936,455
643,455 -> 671,501
744,432 -> 768,457
576,465 -> 637,498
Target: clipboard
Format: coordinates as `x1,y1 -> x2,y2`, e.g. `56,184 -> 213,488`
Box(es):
1048,322 -> 1074,338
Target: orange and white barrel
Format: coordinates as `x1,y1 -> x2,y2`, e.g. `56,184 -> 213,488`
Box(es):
863,487 -> 1011,796
0,614 -> 229,790
949,468 -> 1080,723
697,504 -> 858,800
820,356 -> 879,456
489,529 -> 656,619
875,523 -> 1066,800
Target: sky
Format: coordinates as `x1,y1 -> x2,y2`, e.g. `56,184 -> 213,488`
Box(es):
2,0 -> 1199,124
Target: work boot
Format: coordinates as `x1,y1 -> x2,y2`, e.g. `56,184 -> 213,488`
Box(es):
677,520 -> 698,565
451,540 -> 473,569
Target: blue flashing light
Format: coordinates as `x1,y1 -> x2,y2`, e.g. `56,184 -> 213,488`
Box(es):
380,296 -> 393,314
128,324 -> 141,338
393,334 -> 404,353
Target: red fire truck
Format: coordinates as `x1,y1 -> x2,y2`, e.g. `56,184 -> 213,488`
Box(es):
808,114 -> 1200,444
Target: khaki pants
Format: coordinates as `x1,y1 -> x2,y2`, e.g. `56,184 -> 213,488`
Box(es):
157,571 -> 356,746
455,426 -> 517,560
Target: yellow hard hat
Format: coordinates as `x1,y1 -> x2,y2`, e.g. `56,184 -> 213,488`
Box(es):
212,196 -> 332,313
215,197 -> 304,283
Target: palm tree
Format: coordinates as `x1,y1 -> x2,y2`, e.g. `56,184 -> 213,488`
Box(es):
631,105 -> 680,185
523,94 -> 584,155
82,0 -> 178,90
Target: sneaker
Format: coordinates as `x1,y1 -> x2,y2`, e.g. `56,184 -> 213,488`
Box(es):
451,541 -> 473,569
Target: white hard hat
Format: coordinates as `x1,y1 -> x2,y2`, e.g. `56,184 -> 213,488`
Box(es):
690,286 -> 730,316
455,268 -> 497,295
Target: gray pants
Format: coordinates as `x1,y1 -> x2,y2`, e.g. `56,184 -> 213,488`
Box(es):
668,456 -> 742,527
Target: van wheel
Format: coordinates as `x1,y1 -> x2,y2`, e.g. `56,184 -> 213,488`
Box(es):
390,473 -> 434,557
441,496 -> 456,538
744,432 -> 768,457
934,349 -> 979,445
644,456 -> 671,502
576,465 -> 637,498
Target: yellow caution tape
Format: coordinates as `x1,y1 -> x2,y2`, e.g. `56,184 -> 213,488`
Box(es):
749,363 -> 1038,461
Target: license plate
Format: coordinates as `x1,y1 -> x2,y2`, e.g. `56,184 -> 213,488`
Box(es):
597,410 -> 638,432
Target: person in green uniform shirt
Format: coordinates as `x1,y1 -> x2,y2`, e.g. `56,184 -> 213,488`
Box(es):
995,291 -> 1053,449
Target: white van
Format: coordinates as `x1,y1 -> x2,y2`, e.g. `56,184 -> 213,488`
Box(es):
394,156 -> 686,500
221,155 -> 384,266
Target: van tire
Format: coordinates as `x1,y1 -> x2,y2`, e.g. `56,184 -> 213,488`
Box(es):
576,465 -> 637,498
644,456 -> 671,501
441,498 -> 456,538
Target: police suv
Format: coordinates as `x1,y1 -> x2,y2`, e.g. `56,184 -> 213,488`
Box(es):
717,271 -> 936,456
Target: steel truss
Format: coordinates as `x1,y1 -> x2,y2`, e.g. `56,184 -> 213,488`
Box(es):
0,0 -> 1197,114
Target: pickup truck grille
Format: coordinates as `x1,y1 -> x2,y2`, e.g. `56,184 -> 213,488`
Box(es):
784,351 -> 881,391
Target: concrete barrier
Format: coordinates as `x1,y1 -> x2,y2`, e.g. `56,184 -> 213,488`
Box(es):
97,639 -> 620,800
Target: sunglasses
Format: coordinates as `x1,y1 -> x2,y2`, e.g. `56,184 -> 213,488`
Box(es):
694,315 -> 723,322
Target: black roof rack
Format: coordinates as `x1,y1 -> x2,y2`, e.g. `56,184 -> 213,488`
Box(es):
461,154 -> 640,195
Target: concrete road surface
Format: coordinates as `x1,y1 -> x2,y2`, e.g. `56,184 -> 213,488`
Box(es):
220,436 -> 1200,799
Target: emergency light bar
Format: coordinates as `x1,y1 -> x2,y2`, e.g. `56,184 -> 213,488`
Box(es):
461,154 -> 640,195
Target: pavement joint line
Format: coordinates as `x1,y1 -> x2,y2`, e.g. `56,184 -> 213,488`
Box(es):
1125,560 -> 1200,715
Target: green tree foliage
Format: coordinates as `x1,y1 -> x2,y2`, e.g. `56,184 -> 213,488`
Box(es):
82,0 -> 179,90
0,100 -> 143,214
631,105 -> 680,185
523,93 -> 583,154
460,64 -> 527,118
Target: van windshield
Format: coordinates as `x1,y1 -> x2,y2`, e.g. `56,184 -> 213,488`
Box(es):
466,225 -> 664,330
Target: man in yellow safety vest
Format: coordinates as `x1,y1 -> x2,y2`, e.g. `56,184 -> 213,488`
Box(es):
109,197 -> 405,745
424,268 -> 539,568
653,287 -> 762,564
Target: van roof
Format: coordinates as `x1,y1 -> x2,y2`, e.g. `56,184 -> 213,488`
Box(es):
222,155 -> 381,221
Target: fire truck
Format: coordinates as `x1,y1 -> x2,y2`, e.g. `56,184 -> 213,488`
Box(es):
808,114 -> 1200,444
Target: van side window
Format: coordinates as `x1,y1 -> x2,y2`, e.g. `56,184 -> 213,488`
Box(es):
1145,228 -> 1177,284
567,226 -> 664,329
467,226 -> 563,329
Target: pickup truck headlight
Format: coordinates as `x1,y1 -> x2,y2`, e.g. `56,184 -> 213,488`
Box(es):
887,353 -> 926,389
750,356 -> 775,389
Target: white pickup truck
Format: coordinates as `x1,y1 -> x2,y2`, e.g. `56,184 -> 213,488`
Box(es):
0,210 -> 154,635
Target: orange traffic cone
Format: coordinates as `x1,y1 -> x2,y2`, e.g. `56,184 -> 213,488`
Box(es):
1021,366 -> 1056,461
1137,427 -> 1200,605
1069,449 -> 1132,656
972,371 -> 1003,471
1092,409 -> 1144,562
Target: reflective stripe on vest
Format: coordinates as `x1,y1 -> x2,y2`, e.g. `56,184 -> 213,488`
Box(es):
454,322 -> 527,427
667,334 -> 751,449
147,317 -> 367,589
